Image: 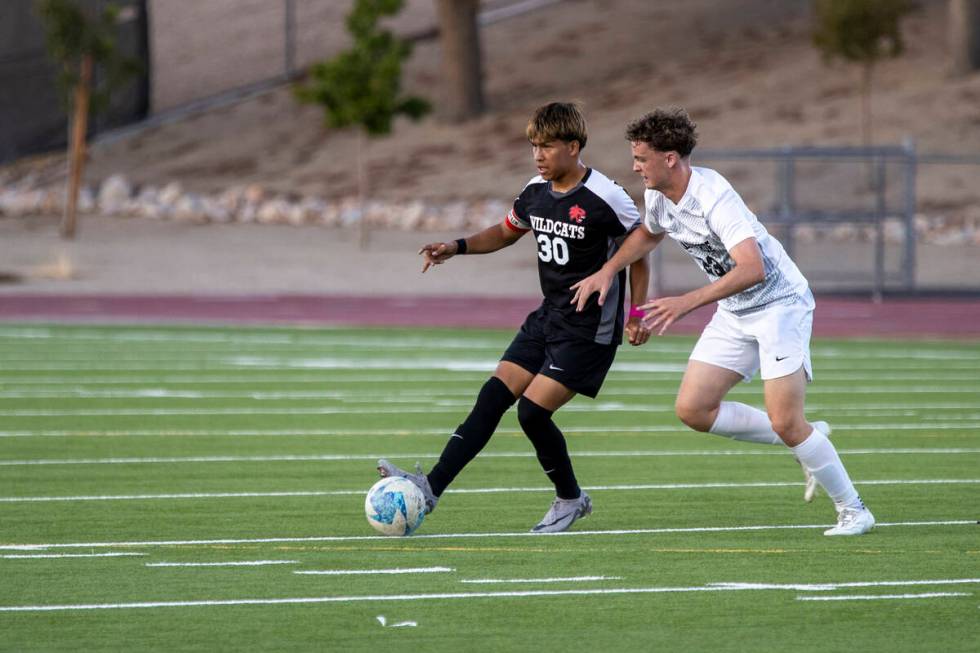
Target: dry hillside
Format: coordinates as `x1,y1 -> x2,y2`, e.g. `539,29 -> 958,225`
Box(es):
11,0 -> 980,224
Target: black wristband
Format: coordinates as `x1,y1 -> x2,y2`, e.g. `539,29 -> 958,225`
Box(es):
455,238 -> 468,255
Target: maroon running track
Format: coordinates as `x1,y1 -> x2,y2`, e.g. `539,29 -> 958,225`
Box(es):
0,294 -> 978,339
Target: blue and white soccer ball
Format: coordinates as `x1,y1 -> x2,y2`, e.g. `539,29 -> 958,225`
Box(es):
364,476 -> 426,536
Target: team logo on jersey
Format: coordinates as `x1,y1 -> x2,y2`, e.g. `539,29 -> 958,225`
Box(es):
568,205 -> 587,223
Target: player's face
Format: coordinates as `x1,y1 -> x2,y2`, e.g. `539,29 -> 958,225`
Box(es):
631,141 -> 673,190
530,139 -> 578,181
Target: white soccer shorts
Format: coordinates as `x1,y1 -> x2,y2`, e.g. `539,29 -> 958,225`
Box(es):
689,291 -> 815,382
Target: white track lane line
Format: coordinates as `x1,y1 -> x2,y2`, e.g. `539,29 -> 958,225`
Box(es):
1,520 -> 972,551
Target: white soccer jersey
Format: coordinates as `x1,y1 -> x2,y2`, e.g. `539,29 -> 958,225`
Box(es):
643,167 -> 809,314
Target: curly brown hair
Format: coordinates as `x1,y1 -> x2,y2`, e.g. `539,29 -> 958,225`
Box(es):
526,102 -> 588,149
625,108 -> 697,157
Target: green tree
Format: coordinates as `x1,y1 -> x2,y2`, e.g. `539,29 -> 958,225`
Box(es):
36,0 -> 140,238
813,0 -> 914,147
296,0 -> 429,246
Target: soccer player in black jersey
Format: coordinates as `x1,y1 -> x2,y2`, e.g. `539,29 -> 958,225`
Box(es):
378,102 -> 651,533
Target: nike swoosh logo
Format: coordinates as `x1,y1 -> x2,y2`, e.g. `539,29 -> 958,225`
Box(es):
548,365 -> 565,372
775,356 -> 789,362
450,433 -> 464,440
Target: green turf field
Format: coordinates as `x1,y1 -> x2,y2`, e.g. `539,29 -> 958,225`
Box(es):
0,323 -> 977,652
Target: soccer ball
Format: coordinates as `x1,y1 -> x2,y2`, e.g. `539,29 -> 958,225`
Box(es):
364,476 -> 426,536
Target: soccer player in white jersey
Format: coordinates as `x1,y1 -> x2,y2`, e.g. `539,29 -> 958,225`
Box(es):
570,108 -> 875,536
378,102 -> 651,533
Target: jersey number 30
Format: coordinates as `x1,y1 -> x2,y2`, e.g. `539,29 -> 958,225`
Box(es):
536,234 -> 569,265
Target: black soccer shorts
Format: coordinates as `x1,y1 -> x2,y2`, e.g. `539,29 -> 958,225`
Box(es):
500,306 -> 618,399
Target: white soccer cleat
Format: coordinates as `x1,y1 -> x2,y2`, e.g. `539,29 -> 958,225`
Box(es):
800,420 -> 832,503
531,492 -> 592,533
377,459 -> 439,514
824,506 -> 875,536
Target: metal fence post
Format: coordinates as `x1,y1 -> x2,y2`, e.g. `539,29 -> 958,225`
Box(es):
903,138 -> 917,292
778,147 -> 796,259
873,155 -> 886,302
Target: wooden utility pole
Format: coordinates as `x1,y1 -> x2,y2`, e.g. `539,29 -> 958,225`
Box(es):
436,0 -> 484,122
949,0 -> 980,75
63,54 -> 93,239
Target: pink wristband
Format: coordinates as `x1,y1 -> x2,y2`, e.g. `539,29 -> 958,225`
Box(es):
629,304 -> 645,319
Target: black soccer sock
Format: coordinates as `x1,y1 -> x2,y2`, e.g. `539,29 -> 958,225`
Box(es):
517,396 -> 581,500
426,376 -> 517,496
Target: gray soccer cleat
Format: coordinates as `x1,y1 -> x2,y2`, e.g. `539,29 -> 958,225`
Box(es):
376,459 -> 439,514
824,505 -> 875,536
531,492 -> 592,533
800,420 -> 832,503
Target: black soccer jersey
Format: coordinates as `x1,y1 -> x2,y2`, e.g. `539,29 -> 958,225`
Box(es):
506,168 -> 641,345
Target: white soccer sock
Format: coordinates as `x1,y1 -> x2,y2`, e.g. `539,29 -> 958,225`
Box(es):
708,401 -> 783,446
792,428 -> 862,509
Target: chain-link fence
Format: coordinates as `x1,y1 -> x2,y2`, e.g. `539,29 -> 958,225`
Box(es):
647,146 -> 980,296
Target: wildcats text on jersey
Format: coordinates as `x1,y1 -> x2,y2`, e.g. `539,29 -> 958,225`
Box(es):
530,215 -> 586,240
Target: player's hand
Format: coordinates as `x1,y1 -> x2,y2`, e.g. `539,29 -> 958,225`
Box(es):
639,295 -> 695,335
625,316 -> 651,346
418,241 -> 458,273
569,268 -> 614,311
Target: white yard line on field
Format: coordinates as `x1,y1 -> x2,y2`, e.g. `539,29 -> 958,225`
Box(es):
0,365 -> 977,385
0,329 -> 514,350
1,480 -> 977,503
294,567 -> 454,576
0,579 -> 976,612
0,384 -> 978,400
1,553 -> 146,559
711,579 -> 980,591
795,592 -> 971,601
1,448 -> 977,467
5,355 -> 979,374
145,560 -> 298,567
0,428 -> 456,438
0,375 -> 496,385
460,576 -> 622,584
1,520 -> 972,551
3,400 -> 980,416
1,326 -> 976,359
1,423 -> 979,438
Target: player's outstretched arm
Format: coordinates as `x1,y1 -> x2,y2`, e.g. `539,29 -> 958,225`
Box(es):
640,237 -> 765,335
625,256 -> 650,347
418,222 -> 525,272
625,253 -> 652,346
569,227 -> 664,311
